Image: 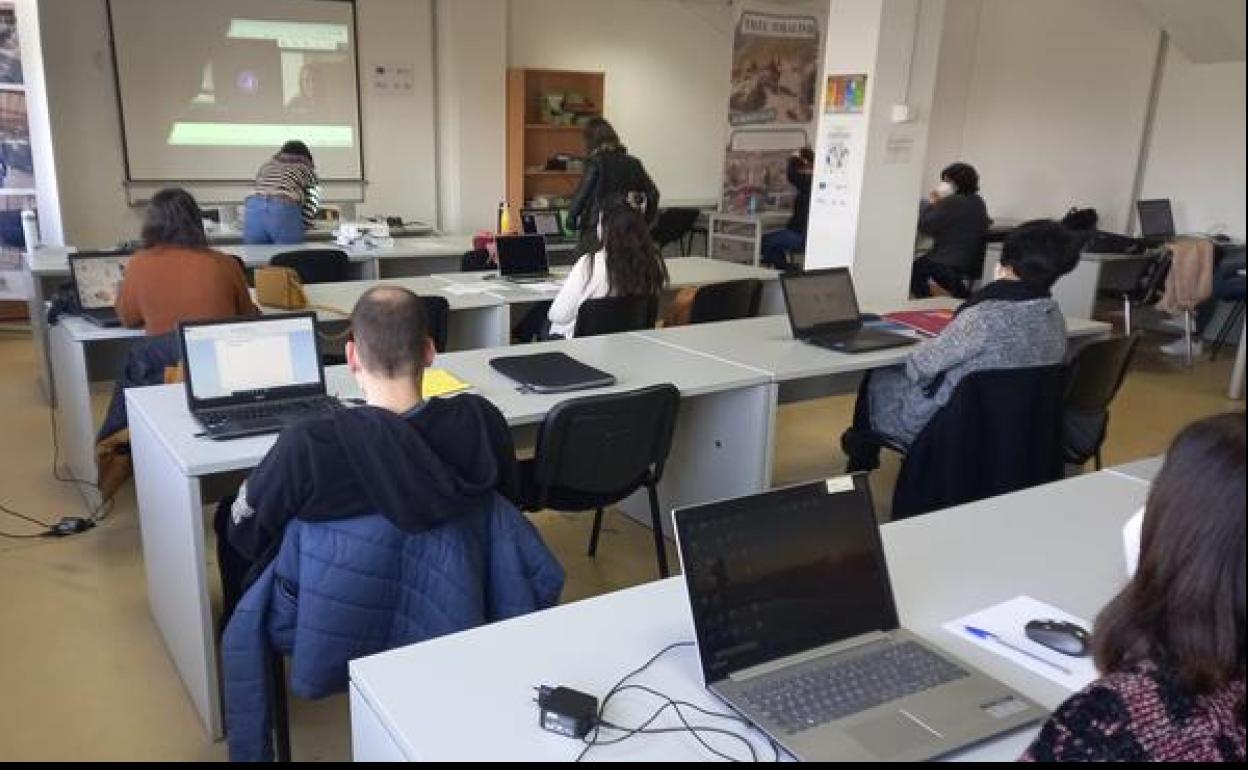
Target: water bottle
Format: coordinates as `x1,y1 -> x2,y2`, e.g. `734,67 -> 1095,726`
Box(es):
21,210 -> 40,253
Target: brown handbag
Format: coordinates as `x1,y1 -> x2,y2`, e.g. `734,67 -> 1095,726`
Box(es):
254,266 -> 308,310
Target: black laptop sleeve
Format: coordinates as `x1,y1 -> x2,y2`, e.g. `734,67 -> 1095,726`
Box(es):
489,352 -> 616,393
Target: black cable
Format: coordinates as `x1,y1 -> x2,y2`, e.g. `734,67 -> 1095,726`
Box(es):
47,404 -> 116,524
0,501 -> 54,529
574,641 -> 776,762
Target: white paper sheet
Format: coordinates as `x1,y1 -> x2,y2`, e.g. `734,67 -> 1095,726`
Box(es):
943,596 -> 1098,692
442,284 -> 501,296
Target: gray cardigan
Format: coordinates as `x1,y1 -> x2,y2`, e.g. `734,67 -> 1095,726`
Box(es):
869,298 -> 1067,445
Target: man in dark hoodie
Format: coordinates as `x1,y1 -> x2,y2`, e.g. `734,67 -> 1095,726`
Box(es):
214,285 -> 518,619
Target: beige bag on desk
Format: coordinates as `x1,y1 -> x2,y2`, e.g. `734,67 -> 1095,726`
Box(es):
255,266 -> 308,310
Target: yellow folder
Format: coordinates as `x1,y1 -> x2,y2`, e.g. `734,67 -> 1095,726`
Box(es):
422,368 -> 471,399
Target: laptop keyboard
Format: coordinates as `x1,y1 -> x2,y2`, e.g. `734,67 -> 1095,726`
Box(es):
202,396 -> 341,430
741,641 -> 970,735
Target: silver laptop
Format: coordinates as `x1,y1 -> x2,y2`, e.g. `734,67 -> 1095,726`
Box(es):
69,251 -> 132,327
673,476 -> 1043,762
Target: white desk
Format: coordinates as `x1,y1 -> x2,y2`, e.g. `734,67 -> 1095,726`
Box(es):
981,246 -> 1152,321
433,257 -> 785,317
349,471 -> 1151,761
1106,456 -> 1162,485
125,335 -> 772,739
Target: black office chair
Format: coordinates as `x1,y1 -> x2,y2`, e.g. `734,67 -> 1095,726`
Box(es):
421,295 -> 451,353
650,208 -> 701,257
230,255 -> 254,287
1062,334 -> 1140,470
689,279 -> 763,325
461,249 -> 492,272
1210,299 -> 1245,360
270,249 -> 350,284
574,295 -> 659,338
519,384 -> 681,578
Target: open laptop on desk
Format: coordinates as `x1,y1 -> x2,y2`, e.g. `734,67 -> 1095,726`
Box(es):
520,208 -> 574,244
178,313 -> 342,441
497,234 -> 555,284
68,250 -> 132,327
674,476 -> 1044,762
1136,199 -> 1176,247
781,268 -> 916,353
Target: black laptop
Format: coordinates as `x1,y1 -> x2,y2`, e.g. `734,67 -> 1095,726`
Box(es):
497,234 -> 554,284
1136,199 -> 1176,246
69,251 -> 132,327
781,268 -> 916,353
178,313 -> 341,440
520,208 -> 572,243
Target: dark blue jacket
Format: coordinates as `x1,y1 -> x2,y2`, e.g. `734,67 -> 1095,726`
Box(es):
222,504 -> 563,761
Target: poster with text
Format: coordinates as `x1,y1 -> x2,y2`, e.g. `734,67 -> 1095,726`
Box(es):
722,4 -> 824,216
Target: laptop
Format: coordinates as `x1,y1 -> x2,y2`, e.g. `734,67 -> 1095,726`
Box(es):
69,251 -> 132,327
1136,199 -> 1176,245
497,234 -> 554,284
781,268 -> 916,353
520,208 -> 570,242
178,313 -> 341,441
674,476 -> 1044,762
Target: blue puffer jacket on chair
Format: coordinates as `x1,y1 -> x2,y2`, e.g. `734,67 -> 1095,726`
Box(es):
222,499 -> 563,762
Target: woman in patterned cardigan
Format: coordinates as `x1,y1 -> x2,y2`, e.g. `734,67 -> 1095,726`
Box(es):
1022,413 -> 1245,762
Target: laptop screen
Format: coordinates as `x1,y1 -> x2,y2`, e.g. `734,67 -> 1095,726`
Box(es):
1137,199 -> 1175,239
70,252 -> 132,310
496,234 -> 549,276
181,314 -> 323,407
782,268 -> 862,335
675,477 -> 899,684
521,209 -> 563,237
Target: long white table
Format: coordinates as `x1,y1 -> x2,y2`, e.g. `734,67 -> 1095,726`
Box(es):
348,470 -> 1151,761
46,259 -> 784,500
126,334 -> 773,739
1106,456 -> 1162,485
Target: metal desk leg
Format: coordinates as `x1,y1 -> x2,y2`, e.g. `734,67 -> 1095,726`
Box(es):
1231,324 -> 1245,400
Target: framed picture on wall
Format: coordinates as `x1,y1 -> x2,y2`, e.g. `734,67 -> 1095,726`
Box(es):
0,5 -> 21,86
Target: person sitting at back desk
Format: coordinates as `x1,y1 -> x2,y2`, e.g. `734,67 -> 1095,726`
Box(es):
911,162 -> 991,298
115,188 -> 259,336
214,286 -> 520,618
850,220 -> 1078,455
1023,412 -> 1245,762
759,148 -> 813,272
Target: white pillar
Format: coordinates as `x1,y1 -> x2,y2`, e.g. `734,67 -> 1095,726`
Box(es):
434,0 -> 508,235
806,0 -> 946,306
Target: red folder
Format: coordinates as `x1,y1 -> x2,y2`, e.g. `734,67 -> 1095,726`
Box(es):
883,309 -> 954,337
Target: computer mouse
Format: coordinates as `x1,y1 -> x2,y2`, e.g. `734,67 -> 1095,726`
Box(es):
1025,619 -> 1091,658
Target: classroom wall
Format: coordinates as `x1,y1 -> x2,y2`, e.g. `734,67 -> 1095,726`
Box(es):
923,0 -> 1161,233
1138,52 -> 1246,239
36,0 -> 439,249
507,0 -> 734,206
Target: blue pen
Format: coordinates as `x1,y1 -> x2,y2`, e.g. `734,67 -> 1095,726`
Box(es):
965,625 -> 1072,676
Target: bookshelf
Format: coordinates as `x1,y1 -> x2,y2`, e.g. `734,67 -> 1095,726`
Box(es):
505,68 -> 605,210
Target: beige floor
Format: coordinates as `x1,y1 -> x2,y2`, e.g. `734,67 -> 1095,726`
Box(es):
0,322 -> 1241,761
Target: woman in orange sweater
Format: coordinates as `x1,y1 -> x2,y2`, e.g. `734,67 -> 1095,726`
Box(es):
116,188 -> 259,336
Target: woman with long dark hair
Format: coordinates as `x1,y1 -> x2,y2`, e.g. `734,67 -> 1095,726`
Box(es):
547,196 -> 669,338
115,188 -> 258,336
566,118 -> 660,257
1023,412 -> 1246,762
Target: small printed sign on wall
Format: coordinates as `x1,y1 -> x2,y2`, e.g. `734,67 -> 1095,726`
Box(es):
371,63 -> 416,95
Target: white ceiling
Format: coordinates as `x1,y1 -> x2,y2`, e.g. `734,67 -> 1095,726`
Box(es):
1135,0 -> 1246,63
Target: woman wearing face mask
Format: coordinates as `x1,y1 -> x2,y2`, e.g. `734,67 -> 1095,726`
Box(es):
546,196 -> 669,339
910,162 -> 991,298
847,220 -> 1078,453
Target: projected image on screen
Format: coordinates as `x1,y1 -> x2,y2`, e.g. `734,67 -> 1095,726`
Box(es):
109,0 -> 363,181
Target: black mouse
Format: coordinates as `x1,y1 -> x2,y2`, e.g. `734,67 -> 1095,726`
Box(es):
1025,619 -> 1091,657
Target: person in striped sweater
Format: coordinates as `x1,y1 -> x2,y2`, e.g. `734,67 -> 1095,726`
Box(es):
243,140 -> 321,245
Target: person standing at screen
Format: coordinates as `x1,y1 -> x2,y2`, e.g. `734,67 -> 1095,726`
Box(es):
243,140 -> 321,245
